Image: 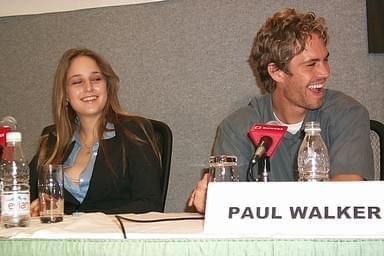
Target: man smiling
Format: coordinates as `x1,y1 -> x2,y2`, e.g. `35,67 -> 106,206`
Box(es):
189,8 -> 374,213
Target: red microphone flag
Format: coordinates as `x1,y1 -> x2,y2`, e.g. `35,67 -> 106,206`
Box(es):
248,124 -> 287,158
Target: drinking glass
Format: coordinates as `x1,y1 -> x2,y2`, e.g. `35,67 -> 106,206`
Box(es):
209,155 -> 239,182
38,164 -> 64,223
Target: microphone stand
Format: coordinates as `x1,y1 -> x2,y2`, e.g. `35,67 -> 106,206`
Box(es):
247,155 -> 271,182
257,156 -> 270,182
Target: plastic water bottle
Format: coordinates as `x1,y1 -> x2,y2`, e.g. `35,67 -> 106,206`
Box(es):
0,116 -> 17,221
297,121 -> 330,181
1,132 -> 30,227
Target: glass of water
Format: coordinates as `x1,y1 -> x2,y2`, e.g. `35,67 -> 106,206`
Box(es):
209,155 -> 239,182
38,164 -> 64,223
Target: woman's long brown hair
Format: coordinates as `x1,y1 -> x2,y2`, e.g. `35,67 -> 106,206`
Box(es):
37,48 -> 161,173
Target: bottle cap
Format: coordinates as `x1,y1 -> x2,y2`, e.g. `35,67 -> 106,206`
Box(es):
6,131 -> 22,142
304,121 -> 321,132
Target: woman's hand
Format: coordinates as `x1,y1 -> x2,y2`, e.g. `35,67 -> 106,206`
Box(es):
30,199 -> 40,217
188,173 -> 210,214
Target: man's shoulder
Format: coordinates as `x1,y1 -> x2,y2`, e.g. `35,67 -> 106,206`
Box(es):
317,89 -> 370,129
322,89 -> 368,114
324,89 -> 366,109
219,94 -> 270,131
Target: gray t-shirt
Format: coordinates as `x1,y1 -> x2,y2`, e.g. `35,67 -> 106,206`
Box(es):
212,89 -> 374,181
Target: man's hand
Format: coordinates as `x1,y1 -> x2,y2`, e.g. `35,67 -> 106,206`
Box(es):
30,199 -> 40,217
331,174 -> 364,181
188,173 -> 210,213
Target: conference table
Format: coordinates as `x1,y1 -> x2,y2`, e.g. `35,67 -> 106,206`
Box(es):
0,212 -> 384,256
1,211 -> 384,256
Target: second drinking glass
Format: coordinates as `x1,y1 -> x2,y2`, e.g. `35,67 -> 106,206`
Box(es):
209,155 -> 239,182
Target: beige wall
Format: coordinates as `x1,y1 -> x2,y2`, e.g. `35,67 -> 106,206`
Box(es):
0,0 -> 383,212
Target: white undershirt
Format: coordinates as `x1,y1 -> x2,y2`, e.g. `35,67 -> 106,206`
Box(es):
273,112 -> 303,134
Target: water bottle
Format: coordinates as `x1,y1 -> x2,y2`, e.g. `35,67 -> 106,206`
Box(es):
1,132 -> 30,227
0,116 -> 17,221
297,121 -> 330,181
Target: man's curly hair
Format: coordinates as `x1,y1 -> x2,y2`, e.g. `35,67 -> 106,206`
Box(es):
249,8 -> 328,93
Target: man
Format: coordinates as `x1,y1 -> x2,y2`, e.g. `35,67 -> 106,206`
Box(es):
188,8 -> 374,213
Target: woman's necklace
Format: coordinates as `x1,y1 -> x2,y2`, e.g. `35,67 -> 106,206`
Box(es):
82,143 -> 93,155
80,136 -> 97,155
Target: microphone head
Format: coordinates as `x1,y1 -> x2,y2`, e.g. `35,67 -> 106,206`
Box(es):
248,123 -> 287,158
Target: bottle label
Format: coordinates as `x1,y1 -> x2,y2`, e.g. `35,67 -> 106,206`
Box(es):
1,191 -> 30,216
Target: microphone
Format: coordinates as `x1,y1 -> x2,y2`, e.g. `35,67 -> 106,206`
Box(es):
247,122 -> 287,181
248,122 -> 287,159
251,136 -> 273,161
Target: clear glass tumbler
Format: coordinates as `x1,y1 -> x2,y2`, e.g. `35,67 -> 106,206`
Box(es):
38,164 -> 64,223
209,155 -> 239,182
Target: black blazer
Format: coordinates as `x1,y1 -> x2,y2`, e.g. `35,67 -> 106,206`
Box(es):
29,118 -> 163,214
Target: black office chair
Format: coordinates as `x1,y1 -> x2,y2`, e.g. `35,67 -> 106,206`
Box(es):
370,120 -> 384,180
149,119 -> 173,212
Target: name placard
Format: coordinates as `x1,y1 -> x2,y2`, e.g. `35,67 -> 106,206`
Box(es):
204,181 -> 384,237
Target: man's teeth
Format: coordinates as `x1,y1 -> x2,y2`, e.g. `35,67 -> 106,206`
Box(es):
308,84 -> 323,89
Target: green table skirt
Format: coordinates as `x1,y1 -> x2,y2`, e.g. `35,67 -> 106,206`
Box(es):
1,238 -> 384,256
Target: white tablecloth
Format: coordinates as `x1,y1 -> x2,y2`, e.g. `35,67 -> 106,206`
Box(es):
2,211 -> 384,240
2,212 -> 384,256
0,212 -> 204,239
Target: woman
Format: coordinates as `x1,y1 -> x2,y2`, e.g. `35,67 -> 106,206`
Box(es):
30,48 -> 163,215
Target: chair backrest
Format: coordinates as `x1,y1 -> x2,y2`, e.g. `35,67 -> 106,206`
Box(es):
370,120 -> 384,180
149,119 -> 173,212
